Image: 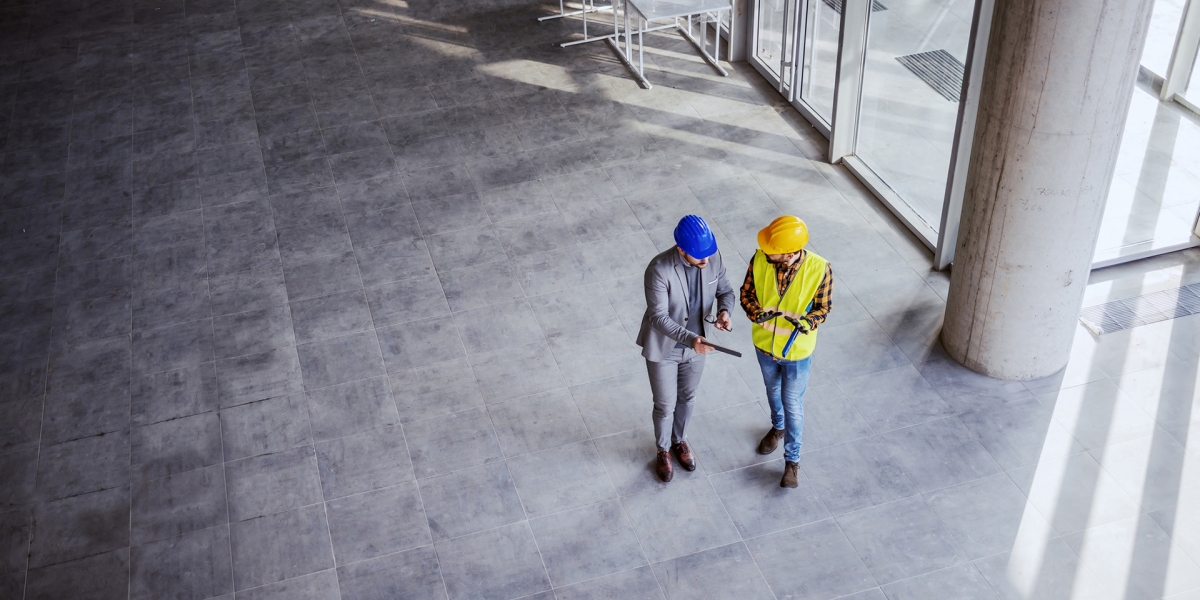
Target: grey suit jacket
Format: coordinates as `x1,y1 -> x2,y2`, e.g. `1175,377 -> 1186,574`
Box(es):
636,246 -> 737,362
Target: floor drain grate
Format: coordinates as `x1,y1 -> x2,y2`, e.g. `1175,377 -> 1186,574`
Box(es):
895,49 -> 964,102
1079,284 -> 1200,335
821,0 -> 888,14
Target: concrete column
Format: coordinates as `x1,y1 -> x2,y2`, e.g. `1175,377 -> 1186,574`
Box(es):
942,0 -> 1154,380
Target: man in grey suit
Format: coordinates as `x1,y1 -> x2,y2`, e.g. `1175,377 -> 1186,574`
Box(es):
636,215 -> 736,482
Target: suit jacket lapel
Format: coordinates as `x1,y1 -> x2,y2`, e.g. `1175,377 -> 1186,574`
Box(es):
672,253 -> 690,304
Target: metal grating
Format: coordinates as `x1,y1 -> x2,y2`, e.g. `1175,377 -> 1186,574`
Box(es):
821,0 -> 888,14
895,49 -> 964,102
1079,285 -> 1200,335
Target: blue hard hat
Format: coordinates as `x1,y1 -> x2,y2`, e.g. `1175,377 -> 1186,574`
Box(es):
674,215 -> 718,259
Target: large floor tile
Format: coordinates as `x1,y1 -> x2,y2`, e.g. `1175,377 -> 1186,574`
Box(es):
326,482 -> 431,565
838,365 -> 954,434
304,376 -> 398,441
488,388 -> 590,457
418,462 -> 525,542
956,395 -> 1085,471
800,383 -> 874,453
390,358 -> 486,423
219,393 -> 312,460
130,465 -> 227,546
1063,514 -> 1200,600
470,341 -> 567,404
529,500 -> 646,587
552,565 -> 665,600
621,478 -> 740,563
239,570 -> 341,600
314,425 -> 415,501
877,416 -> 1002,493
687,402 -> 774,474
1039,377 -> 1161,451
710,459 -> 829,539
1008,452 -> 1140,536
335,546 -> 447,600
224,446 -> 323,522
836,496 -> 967,586
974,537 -> 1095,600
650,542 -> 774,600
800,436 -> 918,515
745,518 -> 876,600
403,407 -> 503,479
548,322 -> 643,387
29,487 -> 130,568
879,563 -> 999,600
595,428 -> 706,497
924,473 -> 1055,560
228,504 -> 335,591
811,319 -> 911,381
435,522 -> 551,600
130,412 -> 222,481
129,526 -> 233,600
506,440 -> 618,518
1091,432 -> 1193,514
570,373 -> 654,438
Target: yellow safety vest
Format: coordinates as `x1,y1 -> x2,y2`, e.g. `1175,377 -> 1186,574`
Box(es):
750,249 -> 828,361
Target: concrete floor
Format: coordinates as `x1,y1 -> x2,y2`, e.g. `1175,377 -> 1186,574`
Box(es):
4,0 -> 1200,598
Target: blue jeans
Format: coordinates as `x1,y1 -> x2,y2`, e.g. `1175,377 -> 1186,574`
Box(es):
756,349 -> 811,462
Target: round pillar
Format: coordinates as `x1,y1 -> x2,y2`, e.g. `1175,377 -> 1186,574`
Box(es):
942,0 -> 1155,379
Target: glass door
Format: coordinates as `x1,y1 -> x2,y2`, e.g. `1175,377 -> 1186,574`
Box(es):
750,0 -> 840,132
752,0 -> 798,89
795,0 -> 840,124
853,0 -> 974,237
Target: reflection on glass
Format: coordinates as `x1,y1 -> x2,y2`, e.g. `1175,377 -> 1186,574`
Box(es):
797,0 -> 840,123
855,0 -> 974,232
1142,0 -> 1186,77
1095,74 -> 1200,261
755,0 -> 795,81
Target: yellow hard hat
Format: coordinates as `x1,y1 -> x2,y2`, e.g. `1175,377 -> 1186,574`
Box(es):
757,216 -> 809,254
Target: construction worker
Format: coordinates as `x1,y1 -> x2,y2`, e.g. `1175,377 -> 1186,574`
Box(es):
636,215 -> 736,482
741,216 -> 833,488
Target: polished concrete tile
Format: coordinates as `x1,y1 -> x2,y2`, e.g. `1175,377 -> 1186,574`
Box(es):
435,522 -> 551,600
837,496 -> 968,586
622,478 -> 741,563
228,504 -> 334,591
325,482 -> 431,565
650,542 -> 774,600
745,518 -> 875,600
418,461 -> 525,541
529,499 -> 646,587
5,1 -> 1199,597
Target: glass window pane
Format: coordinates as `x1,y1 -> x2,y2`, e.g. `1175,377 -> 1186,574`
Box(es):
1143,0 -> 1187,77
756,0 -> 789,78
797,0 -> 840,123
758,0 -> 787,76
1185,44 -> 1200,106
854,1 -> 975,232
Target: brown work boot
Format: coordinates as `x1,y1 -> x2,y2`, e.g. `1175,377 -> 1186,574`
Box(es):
656,450 -> 674,482
671,441 -> 696,471
757,428 -> 784,455
781,461 -> 799,488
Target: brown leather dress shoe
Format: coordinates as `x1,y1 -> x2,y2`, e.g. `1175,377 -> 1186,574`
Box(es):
671,441 -> 696,471
781,461 -> 800,488
757,428 -> 784,455
656,450 -> 674,482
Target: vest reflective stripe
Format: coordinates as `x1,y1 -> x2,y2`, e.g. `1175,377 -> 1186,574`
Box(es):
750,249 -> 828,360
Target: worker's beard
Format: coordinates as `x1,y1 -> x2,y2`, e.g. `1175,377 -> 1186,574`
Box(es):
766,255 -> 794,266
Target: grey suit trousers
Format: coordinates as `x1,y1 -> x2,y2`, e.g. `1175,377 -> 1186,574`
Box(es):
646,347 -> 706,452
